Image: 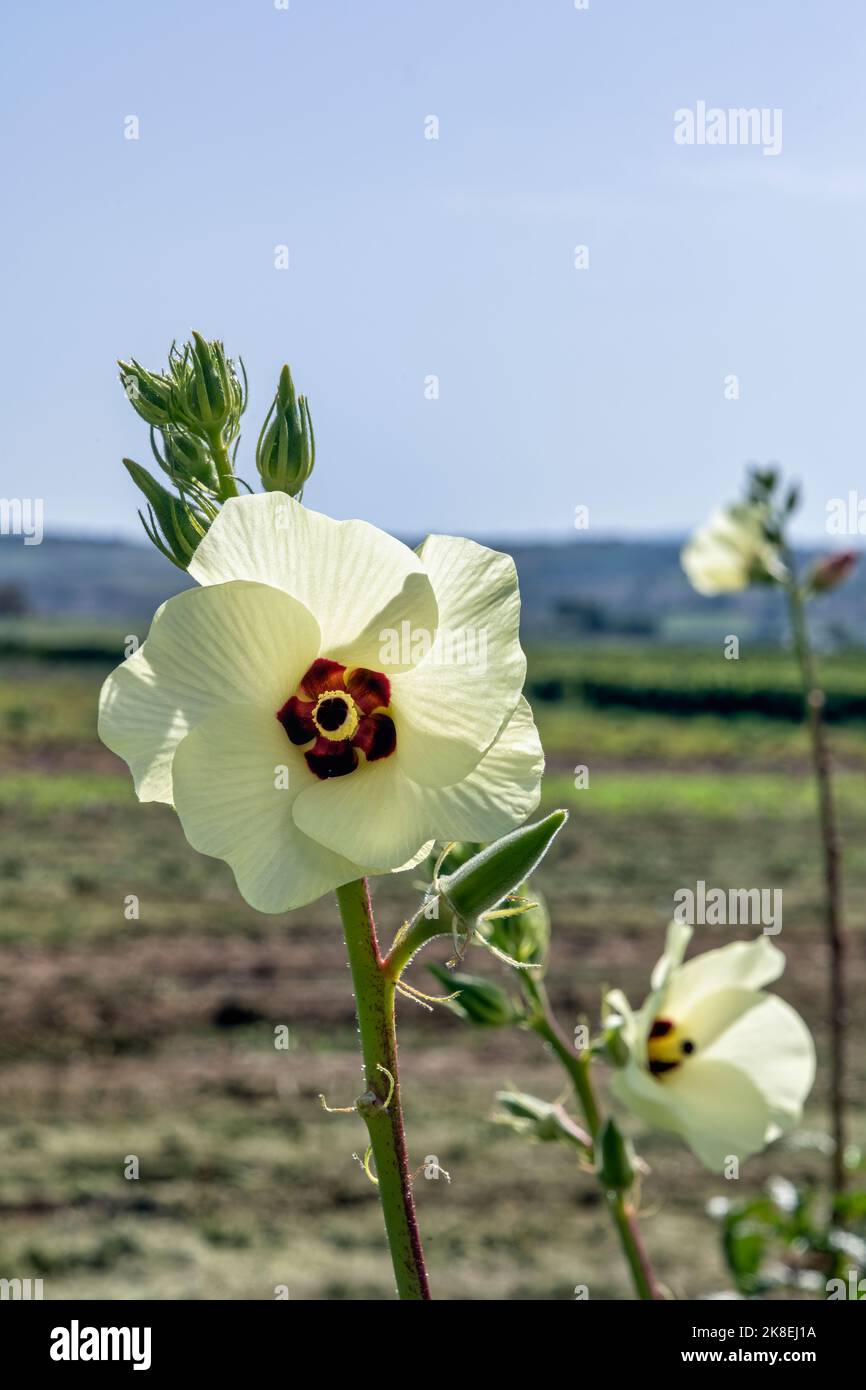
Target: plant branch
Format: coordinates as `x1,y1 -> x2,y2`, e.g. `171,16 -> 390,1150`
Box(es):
784,564 -> 847,1198
521,973 -> 662,1300
336,878 -> 431,1299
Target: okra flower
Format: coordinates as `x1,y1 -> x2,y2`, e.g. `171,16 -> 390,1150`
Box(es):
681,502 -> 784,596
98,493 -> 543,913
605,922 -> 815,1171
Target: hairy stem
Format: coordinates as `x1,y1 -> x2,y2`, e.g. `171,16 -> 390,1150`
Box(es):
336,878 -> 431,1300
522,974 -> 662,1300
784,569 -> 847,1198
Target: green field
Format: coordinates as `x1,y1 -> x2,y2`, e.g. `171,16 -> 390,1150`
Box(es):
0,635 -> 864,1299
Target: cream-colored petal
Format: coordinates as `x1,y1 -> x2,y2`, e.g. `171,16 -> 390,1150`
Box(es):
292,756 -> 434,871
674,987 -> 765,1053
188,493 -> 436,664
702,993 -> 815,1126
610,1060 -> 685,1137
330,572 -> 439,675
390,535 -> 527,788
98,581 -> 320,804
389,840 -> 436,874
420,697 -> 543,841
663,936 -> 784,1021
171,704 -> 365,913
664,1058 -> 772,1170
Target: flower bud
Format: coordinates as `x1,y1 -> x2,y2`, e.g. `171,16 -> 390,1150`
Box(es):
806,551 -> 857,595
437,811 -> 567,927
427,964 -> 517,1027
151,426 -> 219,492
256,365 -> 315,498
169,332 -> 247,442
118,359 -> 174,428
123,459 -> 213,570
496,1090 -> 590,1149
597,1117 -> 636,1192
600,1010 -> 631,1068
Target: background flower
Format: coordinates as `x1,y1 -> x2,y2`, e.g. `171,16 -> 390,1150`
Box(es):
681,502 -> 785,596
605,921 -> 815,1171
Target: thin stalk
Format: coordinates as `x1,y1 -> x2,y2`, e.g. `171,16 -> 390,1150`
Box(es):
336,878 -> 431,1300
521,974 -> 662,1300
784,566 -> 847,1198
208,433 -> 239,499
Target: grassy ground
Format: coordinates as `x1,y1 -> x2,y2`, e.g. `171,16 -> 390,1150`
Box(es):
0,653 -> 864,1299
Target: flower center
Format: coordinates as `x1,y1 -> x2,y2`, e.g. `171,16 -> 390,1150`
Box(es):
275,657 -> 397,780
647,1017 -> 696,1076
313,692 -> 359,741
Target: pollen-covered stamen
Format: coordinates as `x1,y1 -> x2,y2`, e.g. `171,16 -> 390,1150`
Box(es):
647,1017 -> 696,1076
313,691 -> 359,742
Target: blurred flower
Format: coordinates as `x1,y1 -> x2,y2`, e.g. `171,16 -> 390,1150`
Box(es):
605,921 -> 815,1171
806,550 -> 857,595
681,503 -> 785,596
98,493 -> 543,913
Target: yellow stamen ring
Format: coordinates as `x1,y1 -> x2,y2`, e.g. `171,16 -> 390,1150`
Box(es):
647,1017 -> 696,1076
312,691 -> 360,742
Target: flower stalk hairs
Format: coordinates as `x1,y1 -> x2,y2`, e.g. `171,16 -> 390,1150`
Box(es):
682,466 -> 856,1201
101,332 -> 564,1300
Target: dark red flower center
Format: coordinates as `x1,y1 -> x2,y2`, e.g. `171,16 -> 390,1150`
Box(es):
276,657 -> 397,780
647,1016 -> 696,1076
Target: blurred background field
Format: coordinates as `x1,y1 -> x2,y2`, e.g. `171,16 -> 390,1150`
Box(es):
0,535 -> 865,1299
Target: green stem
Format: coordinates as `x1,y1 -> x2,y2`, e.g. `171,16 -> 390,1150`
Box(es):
521,974 -> 662,1300
384,912 -> 450,982
336,878 -> 431,1300
784,564 -> 847,1198
208,433 -> 239,499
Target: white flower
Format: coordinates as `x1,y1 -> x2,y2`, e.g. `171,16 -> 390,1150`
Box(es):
99,493 -> 543,913
605,922 -> 815,1171
681,503 -> 784,596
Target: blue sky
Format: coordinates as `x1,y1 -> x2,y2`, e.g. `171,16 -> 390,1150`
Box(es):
3,0 -> 865,542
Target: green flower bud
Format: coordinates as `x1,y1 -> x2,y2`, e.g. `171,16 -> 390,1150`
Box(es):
151,426 -> 219,492
496,1090 -> 590,1149
123,459 -> 213,570
256,365 -> 315,498
437,811 -> 567,927
600,1012 -> 632,1069
427,963 -> 518,1028
598,1117 -> 636,1193
169,332 -> 247,442
118,359 -> 174,428
477,880 -> 550,972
